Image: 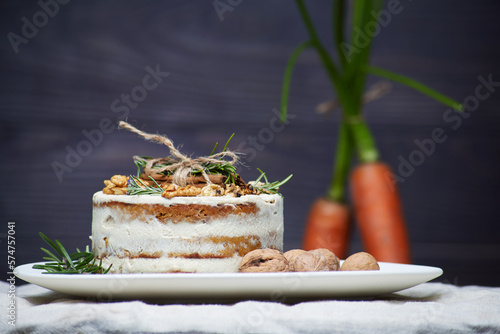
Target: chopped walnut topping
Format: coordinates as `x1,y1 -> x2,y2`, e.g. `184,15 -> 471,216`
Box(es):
102,175 -> 129,195
103,180 -> 115,188
110,175 -> 128,187
162,185 -> 202,198
224,184 -> 242,197
240,184 -> 258,195
162,183 -> 179,192
112,187 -> 127,195
200,184 -> 224,197
161,183 -> 179,198
247,181 -> 265,194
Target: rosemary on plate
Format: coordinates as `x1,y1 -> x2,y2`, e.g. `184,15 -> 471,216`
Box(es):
32,232 -> 111,274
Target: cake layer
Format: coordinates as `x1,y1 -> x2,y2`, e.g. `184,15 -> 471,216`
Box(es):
96,201 -> 259,223
96,234 -> 267,259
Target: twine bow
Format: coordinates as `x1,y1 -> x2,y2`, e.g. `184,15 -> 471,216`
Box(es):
119,121 -> 239,187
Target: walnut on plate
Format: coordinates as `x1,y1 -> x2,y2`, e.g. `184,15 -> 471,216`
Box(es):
289,251 -> 330,272
340,252 -> 380,271
284,248 -> 339,272
239,249 -> 289,273
283,249 -> 307,265
309,248 -> 340,271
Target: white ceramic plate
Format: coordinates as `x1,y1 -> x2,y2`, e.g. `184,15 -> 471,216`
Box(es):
14,261 -> 442,300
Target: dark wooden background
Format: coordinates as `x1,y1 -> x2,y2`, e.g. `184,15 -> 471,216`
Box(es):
1,0 -> 499,286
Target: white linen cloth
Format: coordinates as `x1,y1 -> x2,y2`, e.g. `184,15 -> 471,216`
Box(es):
1,281 -> 500,333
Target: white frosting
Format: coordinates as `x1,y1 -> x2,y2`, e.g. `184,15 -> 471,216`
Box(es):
91,191 -> 284,273
93,191 -> 281,206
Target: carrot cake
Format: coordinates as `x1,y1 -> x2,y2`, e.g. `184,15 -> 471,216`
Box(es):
91,122 -> 290,273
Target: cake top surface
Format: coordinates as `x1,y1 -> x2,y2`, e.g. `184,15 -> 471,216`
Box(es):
93,190 -> 282,205
100,122 -> 292,199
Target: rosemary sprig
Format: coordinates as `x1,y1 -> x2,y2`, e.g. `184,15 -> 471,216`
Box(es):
130,134 -> 291,194
196,133 -> 238,182
191,162 -> 238,184
209,142 -> 219,156
134,156 -> 149,178
127,175 -> 164,196
221,133 -> 235,153
33,232 -> 111,274
251,169 -> 293,195
134,156 -> 174,178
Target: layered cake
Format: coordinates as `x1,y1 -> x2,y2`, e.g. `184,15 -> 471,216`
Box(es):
92,190 -> 283,273
91,122 -> 290,273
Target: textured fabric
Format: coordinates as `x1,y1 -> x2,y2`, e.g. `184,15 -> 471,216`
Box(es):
1,282 -> 500,334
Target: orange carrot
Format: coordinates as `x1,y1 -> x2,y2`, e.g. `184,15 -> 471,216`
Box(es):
302,198 -> 350,259
350,162 -> 411,263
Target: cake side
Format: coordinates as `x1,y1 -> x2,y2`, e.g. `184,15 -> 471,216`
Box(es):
92,191 -> 284,273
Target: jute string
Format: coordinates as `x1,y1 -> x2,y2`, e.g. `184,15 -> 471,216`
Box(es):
119,121 -> 239,186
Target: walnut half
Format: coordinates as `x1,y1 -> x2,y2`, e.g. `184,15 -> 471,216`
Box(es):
102,175 -> 129,195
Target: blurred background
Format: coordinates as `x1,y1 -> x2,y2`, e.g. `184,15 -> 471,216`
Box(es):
1,0 -> 499,286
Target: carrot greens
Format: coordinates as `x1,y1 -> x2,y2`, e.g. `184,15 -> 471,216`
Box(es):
282,0 -> 463,200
